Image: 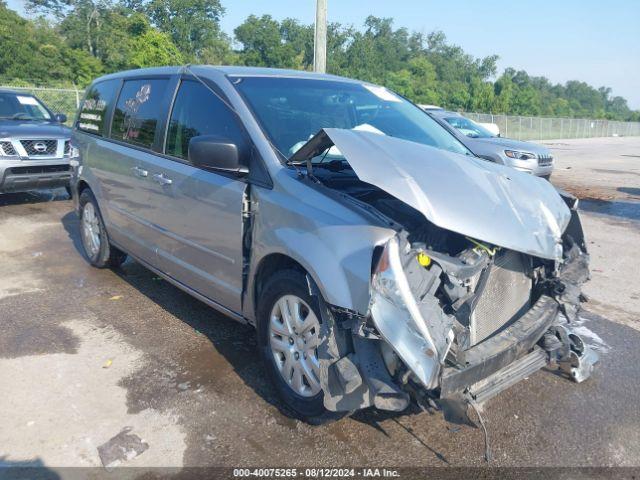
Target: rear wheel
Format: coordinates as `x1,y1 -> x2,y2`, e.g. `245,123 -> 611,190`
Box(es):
257,269 -> 327,420
79,189 -> 127,268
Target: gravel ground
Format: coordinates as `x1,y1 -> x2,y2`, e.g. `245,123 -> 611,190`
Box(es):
0,137 -> 639,474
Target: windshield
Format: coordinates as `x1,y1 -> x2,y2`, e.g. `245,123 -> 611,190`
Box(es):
444,116 -> 495,138
0,92 -> 52,121
232,77 -> 471,161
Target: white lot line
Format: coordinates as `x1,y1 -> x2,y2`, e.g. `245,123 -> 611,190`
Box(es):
0,317 -> 186,469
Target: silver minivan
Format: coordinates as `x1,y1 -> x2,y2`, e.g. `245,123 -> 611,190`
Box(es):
71,66 -> 597,424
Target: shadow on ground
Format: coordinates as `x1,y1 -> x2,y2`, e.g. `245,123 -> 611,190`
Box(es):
0,189 -> 69,207
580,198 -> 640,222
618,187 -> 640,198
0,457 -> 60,480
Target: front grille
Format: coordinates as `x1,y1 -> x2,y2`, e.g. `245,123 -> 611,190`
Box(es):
0,141 -> 17,156
470,250 -> 532,344
9,165 -> 71,175
64,140 -> 71,155
20,139 -> 58,156
537,154 -> 553,166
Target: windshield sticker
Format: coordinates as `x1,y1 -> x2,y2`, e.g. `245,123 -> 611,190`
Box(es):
82,98 -> 107,112
79,96 -> 107,133
78,122 -> 99,132
362,85 -> 401,102
121,84 -> 151,141
17,95 -> 39,106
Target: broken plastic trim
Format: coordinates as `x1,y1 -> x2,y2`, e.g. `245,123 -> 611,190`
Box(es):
306,273 -> 409,412
370,236 -> 453,389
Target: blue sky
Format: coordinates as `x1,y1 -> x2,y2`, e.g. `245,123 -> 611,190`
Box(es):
7,0 -> 640,108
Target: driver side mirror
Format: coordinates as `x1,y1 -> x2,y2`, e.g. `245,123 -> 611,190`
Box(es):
54,113 -> 67,123
188,135 -> 249,176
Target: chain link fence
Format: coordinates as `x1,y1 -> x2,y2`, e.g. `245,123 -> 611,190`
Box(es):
465,112 -> 640,141
0,85 -> 82,125
2,84 -> 640,140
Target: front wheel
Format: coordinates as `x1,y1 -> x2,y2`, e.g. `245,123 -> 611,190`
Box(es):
78,189 -> 127,268
257,269 -> 327,420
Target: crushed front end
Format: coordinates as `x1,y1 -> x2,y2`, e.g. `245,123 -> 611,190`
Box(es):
291,128 -> 599,416
317,202 -> 598,418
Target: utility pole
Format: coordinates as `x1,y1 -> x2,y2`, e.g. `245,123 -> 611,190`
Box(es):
313,0 -> 327,73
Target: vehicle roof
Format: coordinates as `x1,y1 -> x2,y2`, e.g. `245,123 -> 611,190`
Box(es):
91,65 -> 362,85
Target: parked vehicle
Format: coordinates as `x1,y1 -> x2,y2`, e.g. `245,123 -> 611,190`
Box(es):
426,109 -> 554,179
0,89 -> 74,194
71,66 -> 596,424
477,121 -> 500,137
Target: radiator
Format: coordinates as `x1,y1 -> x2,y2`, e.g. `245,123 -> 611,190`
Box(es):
470,250 -> 532,345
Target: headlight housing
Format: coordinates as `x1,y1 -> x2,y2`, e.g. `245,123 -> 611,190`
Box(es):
504,150 -> 537,160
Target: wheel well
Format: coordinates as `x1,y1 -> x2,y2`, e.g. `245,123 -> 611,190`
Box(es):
253,253 -> 307,315
77,180 -> 90,196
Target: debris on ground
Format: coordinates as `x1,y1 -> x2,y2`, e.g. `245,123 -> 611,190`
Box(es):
102,359 -> 113,369
109,295 -> 123,300
97,427 -> 149,469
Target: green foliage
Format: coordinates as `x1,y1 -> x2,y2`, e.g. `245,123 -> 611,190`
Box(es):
0,1 -> 637,121
129,29 -> 184,67
142,0 -> 227,60
234,15 -> 310,69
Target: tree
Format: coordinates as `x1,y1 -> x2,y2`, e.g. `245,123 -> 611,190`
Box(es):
0,3 -> 101,84
128,28 -> 183,67
25,0 -> 110,57
142,0 -> 227,61
387,57 -> 440,105
234,15 -> 308,69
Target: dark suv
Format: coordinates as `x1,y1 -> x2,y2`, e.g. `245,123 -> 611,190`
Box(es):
0,89 -> 74,194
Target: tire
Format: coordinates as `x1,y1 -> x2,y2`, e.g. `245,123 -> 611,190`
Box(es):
257,269 -> 328,420
78,189 -> 127,268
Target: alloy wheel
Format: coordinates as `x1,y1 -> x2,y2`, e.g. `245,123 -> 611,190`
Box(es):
268,294 -> 321,397
81,202 -> 101,258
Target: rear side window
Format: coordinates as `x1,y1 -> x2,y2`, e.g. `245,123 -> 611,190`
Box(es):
110,79 -> 169,149
77,80 -> 119,136
165,80 -> 245,161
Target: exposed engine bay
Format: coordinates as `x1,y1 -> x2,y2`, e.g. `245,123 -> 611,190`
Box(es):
291,129 -> 598,427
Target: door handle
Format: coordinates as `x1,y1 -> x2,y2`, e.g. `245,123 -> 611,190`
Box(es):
153,172 -> 173,186
132,166 -> 148,178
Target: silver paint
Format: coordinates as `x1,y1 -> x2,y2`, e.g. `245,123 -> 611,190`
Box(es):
320,128 -> 571,261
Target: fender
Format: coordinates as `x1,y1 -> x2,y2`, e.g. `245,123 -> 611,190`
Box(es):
243,177 -> 396,323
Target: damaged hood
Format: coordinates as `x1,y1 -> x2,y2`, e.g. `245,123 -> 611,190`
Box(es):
292,128 -> 571,260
